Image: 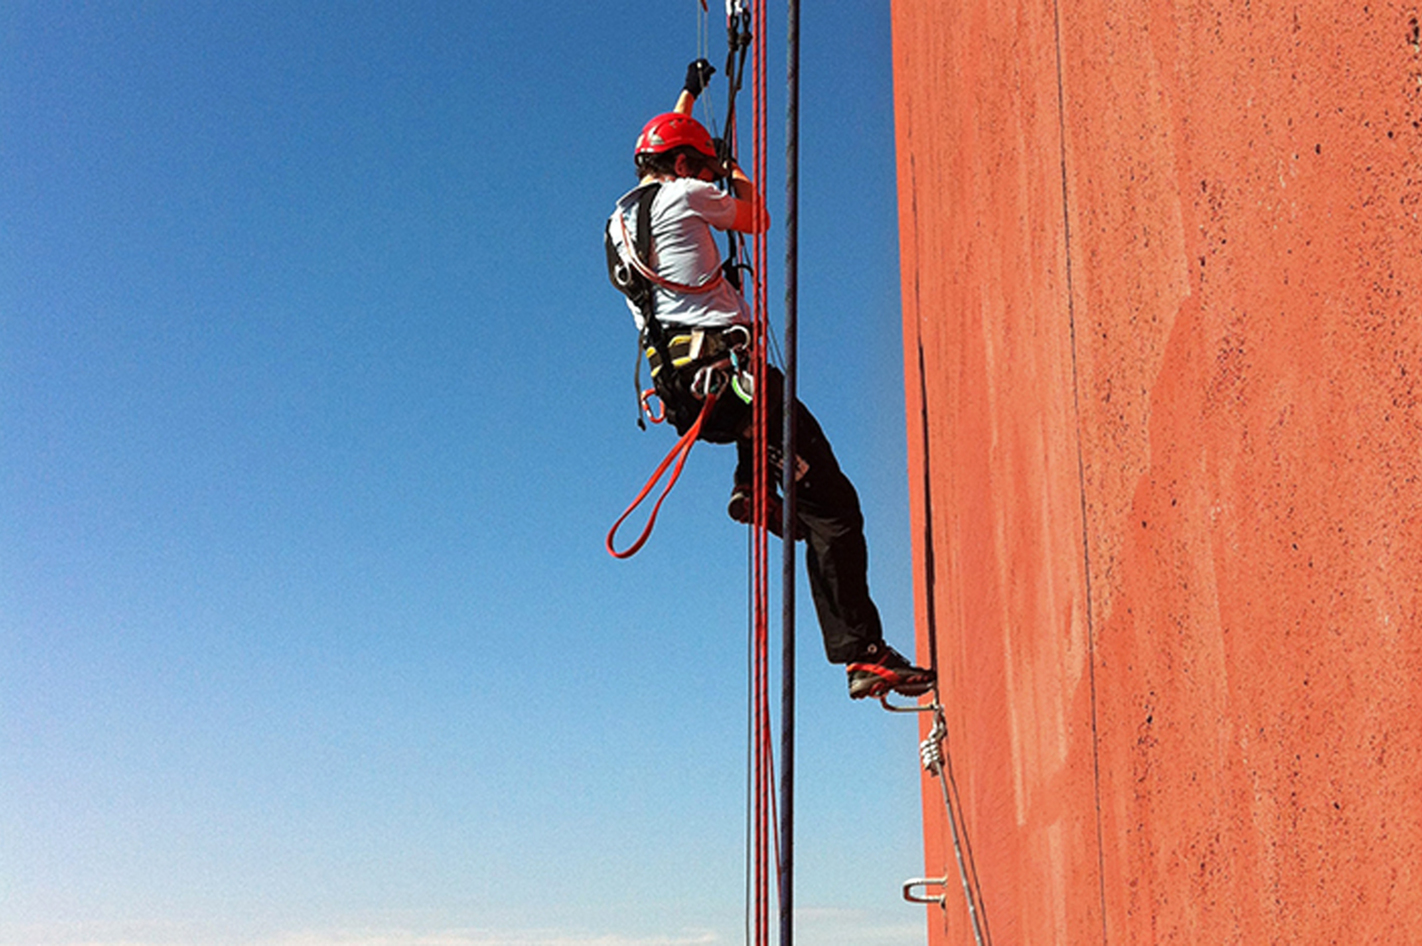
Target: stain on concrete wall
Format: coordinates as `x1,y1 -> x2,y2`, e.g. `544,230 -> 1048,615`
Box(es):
892,2 -> 1422,942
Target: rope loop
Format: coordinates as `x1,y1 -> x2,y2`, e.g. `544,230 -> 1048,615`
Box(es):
606,390 -> 719,559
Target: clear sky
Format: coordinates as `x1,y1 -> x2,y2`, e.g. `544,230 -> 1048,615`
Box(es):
1,3 -> 925,945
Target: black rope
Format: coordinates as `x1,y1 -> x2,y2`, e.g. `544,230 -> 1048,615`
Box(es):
720,4 -> 753,289
779,1 -> 800,945
719,4 -> 752,166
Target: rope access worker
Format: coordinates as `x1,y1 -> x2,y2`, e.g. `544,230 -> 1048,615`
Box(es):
604,61 -> 934,701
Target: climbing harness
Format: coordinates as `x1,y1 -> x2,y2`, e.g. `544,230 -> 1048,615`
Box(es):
606,182 -> 726,434
601,121 -> 753,556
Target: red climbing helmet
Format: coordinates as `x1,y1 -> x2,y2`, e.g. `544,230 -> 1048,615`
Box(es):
635,112 -> 718,160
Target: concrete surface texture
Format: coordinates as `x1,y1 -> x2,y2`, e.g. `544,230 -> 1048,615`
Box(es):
891,1 -> 1422,943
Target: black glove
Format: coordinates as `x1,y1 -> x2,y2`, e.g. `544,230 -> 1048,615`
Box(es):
711,137 -> 736,171
683,58 -> 716,97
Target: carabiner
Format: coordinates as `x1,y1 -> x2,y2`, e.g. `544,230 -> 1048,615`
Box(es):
640,388 -> 667,425
691,363 -> 728,399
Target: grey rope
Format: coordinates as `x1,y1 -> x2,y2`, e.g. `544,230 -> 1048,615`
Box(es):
920,702 -> 988,946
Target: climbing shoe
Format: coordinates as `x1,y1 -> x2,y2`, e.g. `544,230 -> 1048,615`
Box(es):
846,643 -> 936,700
728,483 -> 804,540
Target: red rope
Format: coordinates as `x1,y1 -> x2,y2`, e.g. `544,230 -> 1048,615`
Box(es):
605,391 -> 719,559
749,1 -> 773,943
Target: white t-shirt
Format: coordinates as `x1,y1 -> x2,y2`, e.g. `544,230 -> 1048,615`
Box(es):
608,177 -> 752,332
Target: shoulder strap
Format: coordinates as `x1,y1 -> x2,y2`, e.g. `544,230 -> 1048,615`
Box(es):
604,183 -> 662,315
605,184 -> 673,429
630,185 -> 673,389
634,182 -> 659,264
631,183 -> 667,348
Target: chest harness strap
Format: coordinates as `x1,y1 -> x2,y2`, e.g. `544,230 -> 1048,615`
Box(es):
605,183 -> 744,429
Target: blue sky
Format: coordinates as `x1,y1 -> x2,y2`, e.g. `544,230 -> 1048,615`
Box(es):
1,3 -> 925,944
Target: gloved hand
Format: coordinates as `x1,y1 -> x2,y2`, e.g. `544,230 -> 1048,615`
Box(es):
711,137 -> 738,177
683,58 -> 716,97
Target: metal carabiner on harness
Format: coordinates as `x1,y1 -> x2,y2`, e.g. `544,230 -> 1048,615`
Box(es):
721,324 -> 751,354
691,362 -> 729,399
717,326 -> 756,404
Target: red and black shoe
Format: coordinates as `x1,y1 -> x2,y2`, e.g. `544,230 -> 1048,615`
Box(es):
846,643 -> 936,700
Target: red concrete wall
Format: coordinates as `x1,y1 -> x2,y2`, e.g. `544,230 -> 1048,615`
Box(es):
891,2 -> 1422,943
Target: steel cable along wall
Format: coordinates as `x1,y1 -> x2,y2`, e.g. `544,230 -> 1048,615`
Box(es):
891,1 -> 1422,943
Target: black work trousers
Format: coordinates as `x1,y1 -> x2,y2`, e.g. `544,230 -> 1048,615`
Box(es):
665,361 -> 884,664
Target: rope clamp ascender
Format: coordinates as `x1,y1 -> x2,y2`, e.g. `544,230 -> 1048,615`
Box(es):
725,0 -> 752,43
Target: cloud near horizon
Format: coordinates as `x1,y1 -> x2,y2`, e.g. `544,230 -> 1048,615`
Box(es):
0,929 -> 722,946
261,931 -> 721,946
3,913 -> 923,946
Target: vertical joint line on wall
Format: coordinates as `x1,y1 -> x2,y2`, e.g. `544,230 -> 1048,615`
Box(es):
1050,2 -> 1108,942
908,158 -> 941,675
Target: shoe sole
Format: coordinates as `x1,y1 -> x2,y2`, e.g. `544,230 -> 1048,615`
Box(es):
847,665 -> 935,700
849,678 -> 889,699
